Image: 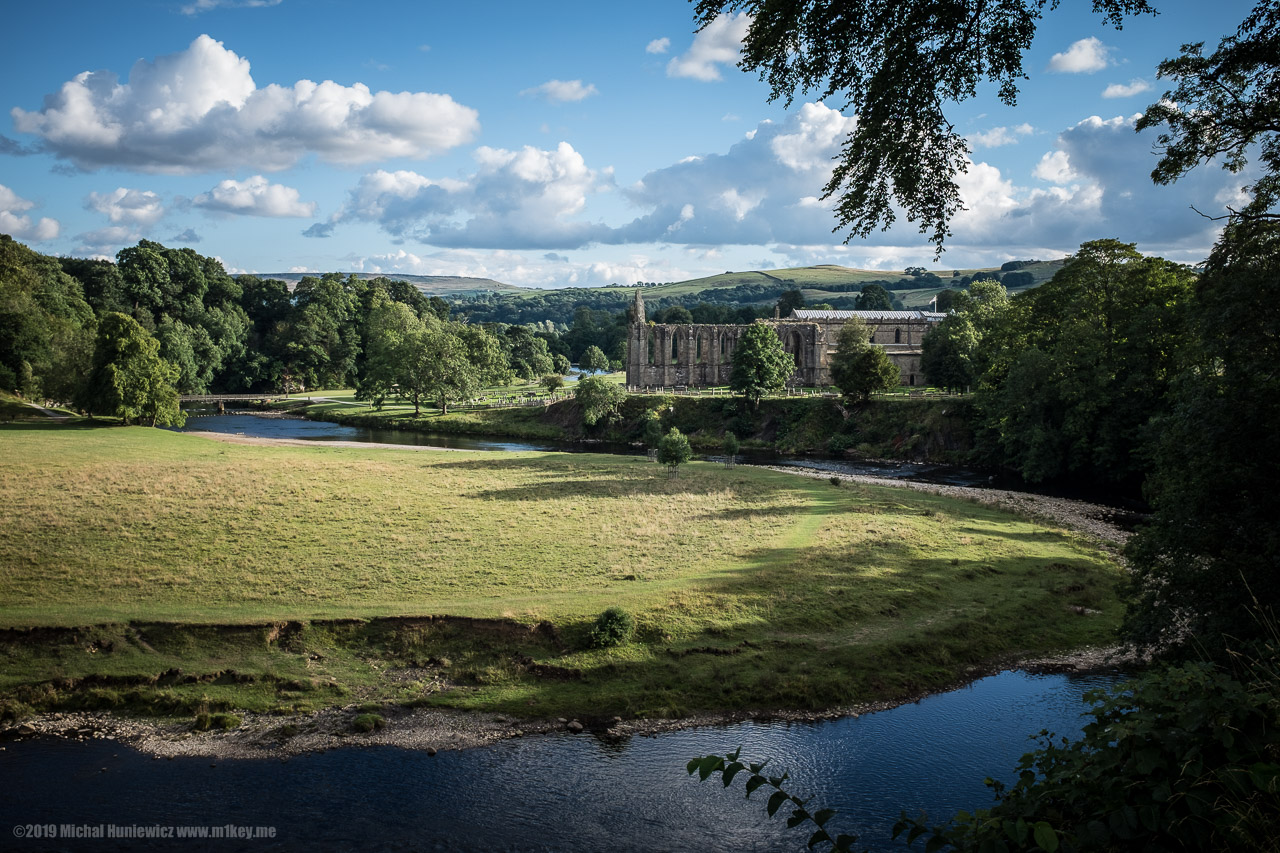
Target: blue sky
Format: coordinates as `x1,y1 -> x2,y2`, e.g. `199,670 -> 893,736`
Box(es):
0,0 -> 1255,286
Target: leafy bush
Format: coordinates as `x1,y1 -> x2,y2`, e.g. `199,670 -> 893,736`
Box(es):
722,431 -> 739,464
212,713 -> 241,730
351,713 -> 387,733
658,427 -> 693,477
590,607 -> 635,648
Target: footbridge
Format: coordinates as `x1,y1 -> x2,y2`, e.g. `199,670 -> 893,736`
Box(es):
179,393 -> 288,413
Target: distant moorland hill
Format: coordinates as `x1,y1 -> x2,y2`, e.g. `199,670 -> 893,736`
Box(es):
451,259 -> 1067,326
261,271 -> 522,297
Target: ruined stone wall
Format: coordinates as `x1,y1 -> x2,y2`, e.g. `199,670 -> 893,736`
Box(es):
626,317 -> 934,388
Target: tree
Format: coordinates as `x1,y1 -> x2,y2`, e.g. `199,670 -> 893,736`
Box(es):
505,325 -> 554,381
356,293 -> 416,410
829,317 -> 899,401
729,322 -> 792,407
406,323 -> 479,416
579,345 -> 610,373
721,431 -> 739,466
552,353 -> 572,376
1138,1 -> 1280,221
77,312 -> 184,426
655,306 -> 694,325
657,427 -> 693,478
697,0 -> 1280,254
643,412 -> 665,449
1122,220 -> 1280,655
776,288 -> 805,317
541,374 -> 565,394
922,281 -> 1011,392
854,284 -> 892,311
575,375 -> 626,427
975,240 -> 1195,487
0,235 -> 95,403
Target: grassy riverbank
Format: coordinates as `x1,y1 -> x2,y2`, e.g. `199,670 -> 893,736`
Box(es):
0,423 -> 1119,723
277,385 -> 978,462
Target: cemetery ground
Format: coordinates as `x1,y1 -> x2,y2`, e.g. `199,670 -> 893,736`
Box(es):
0,422 -> 1122,727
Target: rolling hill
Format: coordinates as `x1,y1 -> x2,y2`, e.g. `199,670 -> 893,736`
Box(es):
260,271 -> 523,297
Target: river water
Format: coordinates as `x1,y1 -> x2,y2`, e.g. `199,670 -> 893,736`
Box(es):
32,411 -> 1130,850
175,411 -> 992,487
1,670 -> 1122,852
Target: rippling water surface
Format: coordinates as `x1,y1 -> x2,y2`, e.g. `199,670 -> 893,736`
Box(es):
3,671 -> 1123,852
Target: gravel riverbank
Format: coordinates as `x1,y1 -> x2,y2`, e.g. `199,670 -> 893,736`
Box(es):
759,464 -> 1136,551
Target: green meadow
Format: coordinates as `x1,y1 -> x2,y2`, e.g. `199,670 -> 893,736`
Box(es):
0,423 -> 1122,721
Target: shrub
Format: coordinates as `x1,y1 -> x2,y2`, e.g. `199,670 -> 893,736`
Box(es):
590,607 -> 635,648
211,713 -> 242,730
658,427 -> 693,477
351,713 -> 387,733
722,431 -> 739,465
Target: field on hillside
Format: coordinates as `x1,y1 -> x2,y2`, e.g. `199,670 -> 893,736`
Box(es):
0,424 -> 1120,719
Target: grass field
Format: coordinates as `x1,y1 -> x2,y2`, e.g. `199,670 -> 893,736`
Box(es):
0,423 -> 1121,721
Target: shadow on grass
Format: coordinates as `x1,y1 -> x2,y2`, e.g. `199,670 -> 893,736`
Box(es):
0,419 -> 118,432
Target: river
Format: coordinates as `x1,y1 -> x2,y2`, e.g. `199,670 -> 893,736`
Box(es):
34,410 -> 1131,850
175,410 -> 995,488
1,670 -> 1122,852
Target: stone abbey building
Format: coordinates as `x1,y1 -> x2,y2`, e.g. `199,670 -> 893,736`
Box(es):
625,290 -> 944,389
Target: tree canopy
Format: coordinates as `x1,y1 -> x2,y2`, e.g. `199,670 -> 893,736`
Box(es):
829,316 -> 899,401
729,322 -> 793,406
77,312 -> 183,427
1122,220 -> 1280,654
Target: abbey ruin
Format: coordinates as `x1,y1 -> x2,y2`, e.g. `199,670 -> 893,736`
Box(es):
625,290 -> 944,389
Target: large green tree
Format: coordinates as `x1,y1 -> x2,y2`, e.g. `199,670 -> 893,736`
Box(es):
1123,220 -> 1280,654
1138,0 -> 1280,221
729,322 -> 793,406
921,280 -> 1011,392
575,375 -> 626,426
829,317 -> 899,400
975,240 -> 1195,486
77,312 -> 183,426
0,235 -> 95,403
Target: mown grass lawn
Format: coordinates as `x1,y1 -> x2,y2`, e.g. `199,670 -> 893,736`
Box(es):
0,423 -> 1123,720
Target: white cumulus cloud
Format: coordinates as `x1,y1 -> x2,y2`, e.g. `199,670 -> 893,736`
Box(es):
519,79 -> 599,103
0,184 -> 60,241
646,37 -> 670,55
967,123 -> 1034,148
11,34 -> 479,173
1102,78 -> 1152,98
770,102 -> 858,171
1033,150 -> 1081,184
1047,37 -> 1111,73
192,175 -> 316,217
325,141 -> 614,249
85,187 -> 166,226
667,13 -> 750,81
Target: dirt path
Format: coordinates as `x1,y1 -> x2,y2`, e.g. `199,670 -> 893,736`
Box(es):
24,402 -> 70,420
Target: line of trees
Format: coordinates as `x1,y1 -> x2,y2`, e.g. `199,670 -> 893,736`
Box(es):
0,236 -> 617,421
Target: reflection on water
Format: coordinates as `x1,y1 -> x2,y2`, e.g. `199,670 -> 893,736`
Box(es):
2,671 -> 1122,852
